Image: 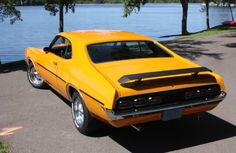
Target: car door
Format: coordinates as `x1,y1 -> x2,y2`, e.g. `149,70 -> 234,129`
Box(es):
36,36 -> 71,90
55,38 -> 73,97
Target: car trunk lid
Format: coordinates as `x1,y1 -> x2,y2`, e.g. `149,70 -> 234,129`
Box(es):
94,58 -> 217,97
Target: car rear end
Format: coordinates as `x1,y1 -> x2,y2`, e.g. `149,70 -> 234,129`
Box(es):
95,62 -> 226,128
86,36 -> 226,127
107,80 -> 225,127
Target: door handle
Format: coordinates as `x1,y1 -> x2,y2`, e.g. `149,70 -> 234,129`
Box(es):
52,61 -> 58,66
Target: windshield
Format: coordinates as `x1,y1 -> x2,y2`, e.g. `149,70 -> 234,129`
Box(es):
87,41 -> 172,63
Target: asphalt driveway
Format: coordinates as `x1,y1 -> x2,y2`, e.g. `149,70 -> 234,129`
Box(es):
0,33 -> 236,153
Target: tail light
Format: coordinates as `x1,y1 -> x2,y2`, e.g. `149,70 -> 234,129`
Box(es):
134,98 -> 148,107
148,96 -> 162,105
117,100 -> 133,110
208,87 -> 221,95
116,84 -> 221,111
185,86 -> 221,99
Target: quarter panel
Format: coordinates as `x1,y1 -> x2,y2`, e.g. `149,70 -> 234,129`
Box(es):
61,39 -> 117,110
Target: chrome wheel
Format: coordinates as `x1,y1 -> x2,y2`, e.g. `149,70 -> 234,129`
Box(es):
28,64 -> 44,86
27,62 -> 46,88
72,97 -> 85,128
71,92 -> 101,135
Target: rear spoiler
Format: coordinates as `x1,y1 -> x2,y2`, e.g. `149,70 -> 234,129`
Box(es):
118,67 -> 212,84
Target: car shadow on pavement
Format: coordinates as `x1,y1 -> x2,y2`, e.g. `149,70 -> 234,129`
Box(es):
0,60 -> 27,73
108,113 -> 236,153
52,89 -> 236,152
162,40 -> 223,60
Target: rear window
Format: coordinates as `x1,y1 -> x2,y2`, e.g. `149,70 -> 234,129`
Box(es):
87,41 -> 172,63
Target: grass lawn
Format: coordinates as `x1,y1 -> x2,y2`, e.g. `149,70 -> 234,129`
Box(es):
0,142 -> 10,153
175,25 -> 236,40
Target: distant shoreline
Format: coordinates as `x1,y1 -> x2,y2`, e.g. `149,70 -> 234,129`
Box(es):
16,2 -> 203,6
16,3 -> 184,7
16,3 -> 236,7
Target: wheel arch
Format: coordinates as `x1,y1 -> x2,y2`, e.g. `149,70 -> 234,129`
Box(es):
28,59 -> 32,63
67,84 -> 81,100
26,58 -> 38,71
26,58 -> 31,65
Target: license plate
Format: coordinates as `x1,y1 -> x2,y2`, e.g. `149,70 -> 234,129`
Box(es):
162,108 -> 182,121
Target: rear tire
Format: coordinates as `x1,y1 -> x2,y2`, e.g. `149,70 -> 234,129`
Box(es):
71,91 -> 99,135
27,62 -> 46,89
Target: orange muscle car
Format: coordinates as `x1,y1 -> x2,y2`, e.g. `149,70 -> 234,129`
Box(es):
25,30 -> 226,135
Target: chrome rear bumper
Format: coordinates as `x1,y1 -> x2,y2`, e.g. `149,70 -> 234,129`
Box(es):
106,91 -> 226,120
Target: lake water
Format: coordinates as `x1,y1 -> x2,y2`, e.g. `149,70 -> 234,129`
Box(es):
0,3 -> 235,63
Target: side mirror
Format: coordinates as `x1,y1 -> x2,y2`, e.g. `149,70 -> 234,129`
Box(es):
43,47 -> 50,53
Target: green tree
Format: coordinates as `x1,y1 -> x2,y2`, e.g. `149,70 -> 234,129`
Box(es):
227,0 -> 235,20
215,0 -> 235,21
123,0 -> 190,35
202,0 -> 226,30
123,0 -> 147,17
180,0 -> 189,35
0,0 -> 22,24
44,0 -> 77,32
0,0 -> 77,32
203,0 -> 210,29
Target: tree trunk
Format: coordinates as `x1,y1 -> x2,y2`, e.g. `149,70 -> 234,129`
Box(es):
180,0 -> 189,35
228,3 -> 234,21
205,0 -> 210,29
59,2 -> 64,32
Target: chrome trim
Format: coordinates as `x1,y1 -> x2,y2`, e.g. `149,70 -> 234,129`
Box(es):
106,91 -> 226,120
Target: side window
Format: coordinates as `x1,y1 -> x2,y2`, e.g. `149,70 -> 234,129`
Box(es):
50,36 -> 72,59
139,42 -> 153,54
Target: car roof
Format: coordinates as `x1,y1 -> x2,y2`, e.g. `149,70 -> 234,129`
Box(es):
59,30 -> 153,44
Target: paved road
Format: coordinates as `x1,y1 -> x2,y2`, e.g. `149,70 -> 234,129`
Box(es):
0,33 -> 236,153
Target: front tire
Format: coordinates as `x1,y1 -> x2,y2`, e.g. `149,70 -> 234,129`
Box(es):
71,92 -> 99,135
27,62 -> 46,88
